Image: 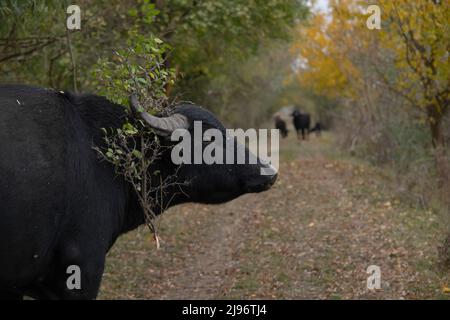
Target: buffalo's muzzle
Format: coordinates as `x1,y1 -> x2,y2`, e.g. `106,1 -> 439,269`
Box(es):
245,165 -> 278,193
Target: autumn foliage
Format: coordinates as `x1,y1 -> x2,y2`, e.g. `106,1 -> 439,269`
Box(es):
292,0 -> 449,147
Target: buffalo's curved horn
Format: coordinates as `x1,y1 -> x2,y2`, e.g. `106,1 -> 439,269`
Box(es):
129,94 -> 189,136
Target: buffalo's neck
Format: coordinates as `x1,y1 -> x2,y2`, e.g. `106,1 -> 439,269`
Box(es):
119,183 -> 189,236
120,187 -> 146,234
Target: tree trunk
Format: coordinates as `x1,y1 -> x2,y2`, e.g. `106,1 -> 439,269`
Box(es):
427,105 -> 445,148
430,119 -> 444,148
427,104 -> 449,211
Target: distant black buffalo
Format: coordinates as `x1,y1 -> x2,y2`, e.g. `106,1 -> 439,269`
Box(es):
0,85 -> 277,299
274,115 -> 288,138
292,109 -> 310,140
309,122 -> 322,136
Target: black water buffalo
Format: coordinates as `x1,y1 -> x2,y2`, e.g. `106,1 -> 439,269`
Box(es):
309,122 -> 322,136
274,115 -> 288,138
292,109 -> 310,140
0,85 -> 277,300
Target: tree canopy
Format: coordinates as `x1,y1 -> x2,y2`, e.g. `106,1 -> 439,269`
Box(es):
0,0 -> 309,126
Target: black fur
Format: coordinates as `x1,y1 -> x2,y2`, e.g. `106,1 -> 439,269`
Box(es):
274,116 -> 288,138
292,109 -> 311,140
309,122 -> 322,136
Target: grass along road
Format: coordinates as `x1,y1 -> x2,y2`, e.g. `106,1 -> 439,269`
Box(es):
99,132 -> 450,299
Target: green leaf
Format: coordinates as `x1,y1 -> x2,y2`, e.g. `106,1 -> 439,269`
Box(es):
132,149 -> 142,159
128,8 -> 138,17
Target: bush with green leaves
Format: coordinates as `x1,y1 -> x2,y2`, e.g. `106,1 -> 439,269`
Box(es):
93,31 -> 174,108
92,32 -> 176,248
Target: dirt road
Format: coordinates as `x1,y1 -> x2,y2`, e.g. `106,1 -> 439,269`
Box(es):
99,133 -> 450,299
